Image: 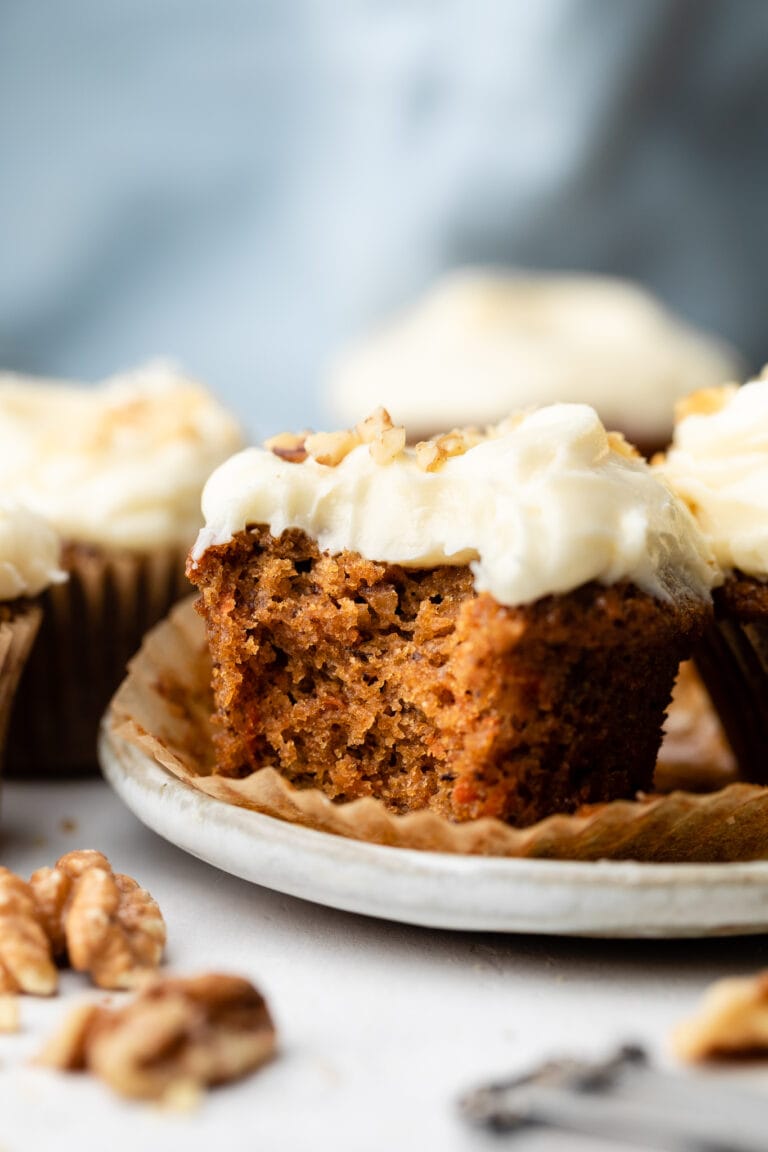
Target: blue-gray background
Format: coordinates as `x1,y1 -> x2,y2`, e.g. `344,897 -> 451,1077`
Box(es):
1,0 -> 767,438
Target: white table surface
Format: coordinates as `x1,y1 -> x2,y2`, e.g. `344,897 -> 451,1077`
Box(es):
2,779 -> 768,1152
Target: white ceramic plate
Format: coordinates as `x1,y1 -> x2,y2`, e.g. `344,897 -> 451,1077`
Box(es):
100,724 -> 768,938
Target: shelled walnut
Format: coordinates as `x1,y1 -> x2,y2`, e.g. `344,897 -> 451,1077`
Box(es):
0,867 -> 57,996
30,850 -> 166,990
673,971 -> 768,1061
39,973 -> 277,1102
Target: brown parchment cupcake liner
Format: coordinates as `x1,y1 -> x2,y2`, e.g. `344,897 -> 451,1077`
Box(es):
655,659 -> 737,794
103,597 -> 768,862
694,618 -> 768,788
7,542 -> 190,778
0,601 -> 43,773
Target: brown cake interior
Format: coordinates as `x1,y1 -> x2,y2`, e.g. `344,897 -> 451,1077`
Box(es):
189,526 -> 707,827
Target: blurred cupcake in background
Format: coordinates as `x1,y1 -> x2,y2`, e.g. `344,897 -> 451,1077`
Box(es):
326,270 -> 741,457
0,502 -> 66,773
661,376 -> 768,783
0,361 -> 243,775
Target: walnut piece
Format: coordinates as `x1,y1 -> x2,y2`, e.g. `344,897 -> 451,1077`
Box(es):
369,424 -> 406,465
355,405 -> 394,444
30,850 -> 166,990
264,431 -> 308,463
672,971 -> 768,1061
39,974 -> 277,1102
0,867 -> 57,996
305,428 -> 360,467
0,995 -> 20,1033
674,384 -> 737,424
415,427 -> 481,471
37,1001 -> 105,1070
31,849 -> 110,957
606,430 -> 642,460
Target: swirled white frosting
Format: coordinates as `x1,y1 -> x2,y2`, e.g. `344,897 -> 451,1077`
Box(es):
661,379 -> 768,578
0,501 -> 66,601
327,271 -> 741,444
0,363 -> 243,550
193,404 -> 718,607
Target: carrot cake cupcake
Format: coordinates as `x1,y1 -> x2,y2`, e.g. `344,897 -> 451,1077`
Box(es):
0,502 -> 65,770
326,271 -> 741,457
0,362 -> 243,773
188,405 -> 717,826
661,377 -> 768,782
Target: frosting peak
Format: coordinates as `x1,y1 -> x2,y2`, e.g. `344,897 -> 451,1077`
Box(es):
0,363 -> 243,550
0,501 -> 66,601
194,404 -> 718,607
660,377 -> 768,578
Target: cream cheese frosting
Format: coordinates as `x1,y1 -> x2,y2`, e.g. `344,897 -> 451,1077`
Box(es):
193,404 -> 718,607
661,378 -> 768,578
0,363 -> 243,551
326,271 -> 741,444
0,501 -> 66,601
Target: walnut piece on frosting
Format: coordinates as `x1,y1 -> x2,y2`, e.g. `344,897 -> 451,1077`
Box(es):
304,429 -> 359,467
39,973 -> 277,1103
369,423 -> 406,465
672,971 -> 768,1061
266,404 -> 645,475
268,406 -> 409,469
414,427 -> 486,472
674,384 -> 738,424
30,850 -> 166,990
263,431 -> 308,463
606,431 -> 642,461
354,405 -> 394,444
0,867 -> 58,997
356,406 -> 406,464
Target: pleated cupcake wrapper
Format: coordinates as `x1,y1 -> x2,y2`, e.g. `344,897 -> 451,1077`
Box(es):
654,660 -> 738,795
7,543 -> 190,777
694,618 -> 768,788
105,597 -> 768,862
0,602 -> 43,775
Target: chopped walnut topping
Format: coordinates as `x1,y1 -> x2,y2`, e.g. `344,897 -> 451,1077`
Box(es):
305,429 -> 360,467
267,405 -> 527,472
30,850 -> 166,990
674,385 -> 738,424
435,431 -> 471,459
369,424 -> 406,465
355,405 -> 395,444
607,431 -> 642,460
672,971 -> 768,1062
39,974 -> 277,1102
415,426 -> 485,471
264,431 -> 308,463
0,868 -> 57,997
414,440 -> 444,472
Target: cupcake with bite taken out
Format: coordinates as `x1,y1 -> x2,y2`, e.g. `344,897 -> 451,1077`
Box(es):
188,403 -> 717,827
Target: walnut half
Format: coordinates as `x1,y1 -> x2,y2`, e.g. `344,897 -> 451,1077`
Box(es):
0,867 -> 57,996
39,973 -> 277,1102
30,850 -> 166,990
672,971 -> 768,1062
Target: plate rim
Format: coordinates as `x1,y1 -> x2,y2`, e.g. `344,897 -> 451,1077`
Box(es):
99,722 -> 768,937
